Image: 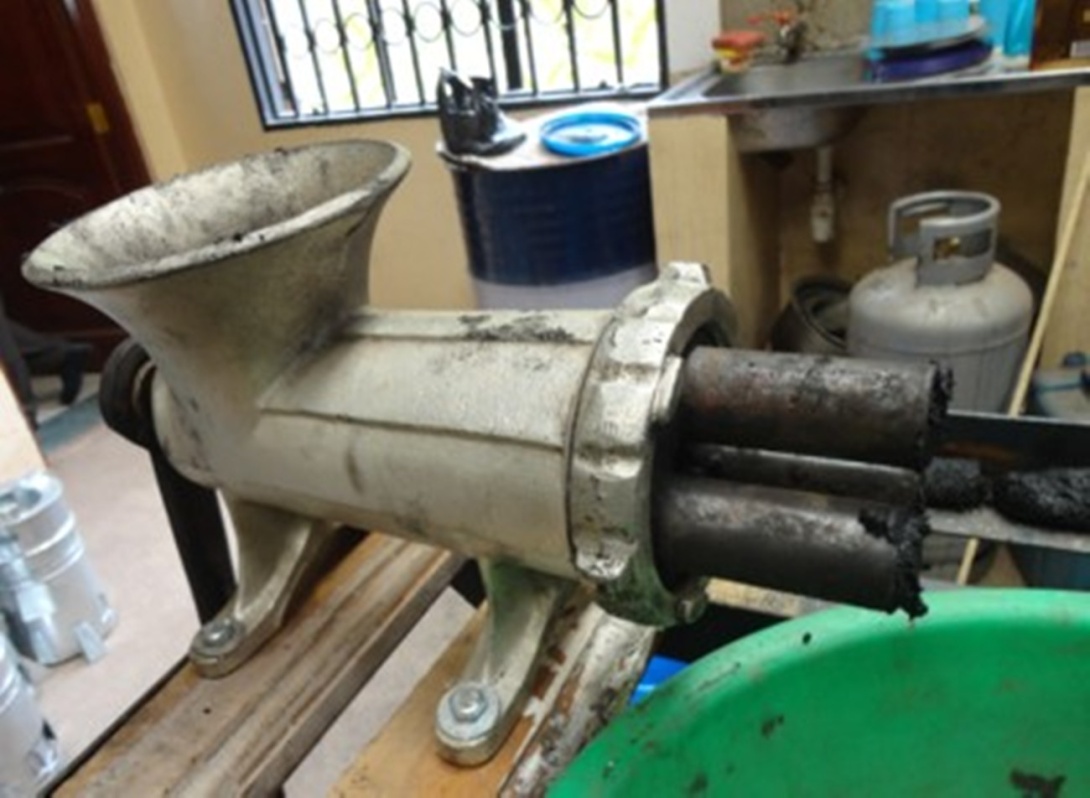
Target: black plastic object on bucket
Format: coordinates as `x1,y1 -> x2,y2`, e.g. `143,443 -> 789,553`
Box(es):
437,70 -> 526,157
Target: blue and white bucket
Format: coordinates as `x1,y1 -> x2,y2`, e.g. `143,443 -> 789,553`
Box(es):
441,106 -> 657,310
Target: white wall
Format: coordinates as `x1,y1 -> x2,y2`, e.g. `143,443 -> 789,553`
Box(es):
666,0 -> 721,77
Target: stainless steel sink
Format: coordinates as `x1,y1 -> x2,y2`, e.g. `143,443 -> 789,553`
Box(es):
720,100 -> 865,154
650,51 -> 1090,154
661,52 -> 867,153
704,53 -> 865,99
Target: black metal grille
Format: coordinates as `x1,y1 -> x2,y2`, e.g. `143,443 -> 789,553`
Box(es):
231,0 -> 667,127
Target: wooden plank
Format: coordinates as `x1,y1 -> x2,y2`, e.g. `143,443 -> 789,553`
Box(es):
649,114 -> 780,347
334,599 -> 653,797
649,114 -> 733,293
727,148 -> 782,347
1011,90 -> 1090,408
56,536 -> 461,796
1042,87 -> 1090,366
0,371 -> 44,481
332,611 -> 514,797
707,578 -> 830,618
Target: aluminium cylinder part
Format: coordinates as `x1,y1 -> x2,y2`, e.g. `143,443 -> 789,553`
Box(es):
0,472 -> 115,665
568,262 -> 737,625
678,348 -> 948,469
200,308 -> 617,581
0,634 -> 60,794
654,476 -> 927,617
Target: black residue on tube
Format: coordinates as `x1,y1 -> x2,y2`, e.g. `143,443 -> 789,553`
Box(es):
859,506 -> 929,619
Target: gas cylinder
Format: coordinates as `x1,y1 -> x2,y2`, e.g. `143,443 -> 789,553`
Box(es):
848,191 -> 1034,411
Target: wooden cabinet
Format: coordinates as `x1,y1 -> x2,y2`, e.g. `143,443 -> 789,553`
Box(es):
1042,88 -> 1090,366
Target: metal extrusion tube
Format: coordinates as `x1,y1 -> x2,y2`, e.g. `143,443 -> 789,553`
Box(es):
679,348 -> 946,468
682,444 -> 922,506
655,476 -> 927,616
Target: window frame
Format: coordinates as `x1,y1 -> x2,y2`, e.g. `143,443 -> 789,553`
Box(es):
229,0 -> 669,129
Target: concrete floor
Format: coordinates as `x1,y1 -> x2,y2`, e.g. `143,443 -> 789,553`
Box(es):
27,377 -> 472,795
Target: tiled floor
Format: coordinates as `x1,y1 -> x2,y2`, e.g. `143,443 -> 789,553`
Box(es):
25,379 -> 472,795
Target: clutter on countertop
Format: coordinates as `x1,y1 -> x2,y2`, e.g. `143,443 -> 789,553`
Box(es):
1003,0 -> 1036,58
711,29 -> 767,72
867,0 -> 1037,59
436,98 -> 647,172
866,2 -> 996,80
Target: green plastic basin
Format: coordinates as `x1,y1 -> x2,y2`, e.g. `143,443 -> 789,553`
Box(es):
551,590 -> 1090,797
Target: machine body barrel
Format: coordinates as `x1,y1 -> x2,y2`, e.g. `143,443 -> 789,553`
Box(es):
655,476 -> 926,615
678,348 -> 946,468
149,309 -> 614,580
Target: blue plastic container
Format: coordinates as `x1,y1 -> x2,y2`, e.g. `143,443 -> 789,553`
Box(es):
1004,0 -> 1036,57
444,108 -> 656,310
628,655 -> 688,706
979,0 -> 1012,47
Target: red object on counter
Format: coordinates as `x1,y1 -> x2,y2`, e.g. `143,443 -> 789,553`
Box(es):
711,29 -> 767,51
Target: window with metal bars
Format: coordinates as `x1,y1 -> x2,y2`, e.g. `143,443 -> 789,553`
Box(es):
231,0 -> 667,127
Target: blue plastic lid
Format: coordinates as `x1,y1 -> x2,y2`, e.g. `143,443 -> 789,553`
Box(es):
628,655 -> 688,706
540,110 -> 642,157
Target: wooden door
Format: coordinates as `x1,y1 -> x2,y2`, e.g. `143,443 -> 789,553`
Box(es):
0,0 -> 149,364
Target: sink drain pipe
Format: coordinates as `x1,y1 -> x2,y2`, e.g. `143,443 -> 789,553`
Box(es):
812,144 -> 837,244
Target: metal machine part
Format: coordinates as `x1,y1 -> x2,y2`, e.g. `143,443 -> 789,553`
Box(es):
0,472 -> 115,665
0,634 -> 59,794
98,340 -> 235,624
683,444 -> 921,506
568,266 -> 733,626
679,348 -> 945,468
21,139 -> 1085,765
435,561 -> 575,765
656,477 -> 927,616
